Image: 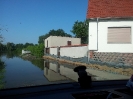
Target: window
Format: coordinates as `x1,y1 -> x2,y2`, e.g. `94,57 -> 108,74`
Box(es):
107,27 -> 131,44
67,41 -> 71,45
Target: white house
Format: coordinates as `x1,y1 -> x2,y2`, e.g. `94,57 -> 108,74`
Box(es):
22,50 -> 31,55
44,36 -> 88,58
44,36 -> 81,55
50,44 -> 88,58
60,44 -> 88,58
45,36 -> 81,48
87,0 -> 133,66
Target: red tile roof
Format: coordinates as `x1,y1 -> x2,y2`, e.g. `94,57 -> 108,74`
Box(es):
86,0 -> 133,18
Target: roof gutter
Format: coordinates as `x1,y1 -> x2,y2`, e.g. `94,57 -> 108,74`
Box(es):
89,17 -> 133,21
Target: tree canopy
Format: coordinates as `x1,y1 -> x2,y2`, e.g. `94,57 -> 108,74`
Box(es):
71,20 -> 89,44
38,29 -> 72,44
0,34 -> 3,43
24,43 -> 44,57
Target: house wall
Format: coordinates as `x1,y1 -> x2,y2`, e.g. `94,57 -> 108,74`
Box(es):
88,22 -> 98,50
45,36 -> 81,48
45,36 -> 51,48
50,47 -> 57,55
89,20 -> 133,53
22,50 -> 31,54
60,46 -> 88,58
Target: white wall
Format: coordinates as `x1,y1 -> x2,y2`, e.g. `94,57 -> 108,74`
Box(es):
45,36 -> 51,48
89,22 -> 98,50
50,48 -> 57,55
89,20 -> 133,53
22,50 -> 31,54
60,46 -> 88,58
45,36 -> 81,48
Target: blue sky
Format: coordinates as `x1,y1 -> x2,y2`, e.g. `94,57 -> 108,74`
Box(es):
0,0 -> 88,44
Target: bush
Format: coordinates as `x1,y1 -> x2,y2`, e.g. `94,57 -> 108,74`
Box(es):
24,43 -> 44,58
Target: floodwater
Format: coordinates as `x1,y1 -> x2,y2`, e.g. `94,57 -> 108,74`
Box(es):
0,54 -> 130,89
0,55 -> 73,89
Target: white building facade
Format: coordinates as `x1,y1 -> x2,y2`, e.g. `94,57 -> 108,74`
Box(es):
45,36 -> 81,48
44,36 -> 88,58
50,45 -> 88,58
87,0 -> 133,66
89,19 -> 133,53
22,50 -> 31,55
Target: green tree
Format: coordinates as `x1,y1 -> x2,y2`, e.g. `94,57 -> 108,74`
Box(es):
25,43 -> 44,58
0,33 -> 4,51
0,31 -> 5,89
48,29 -> 72,37
38,35 -> 48,44
0,43 -> 7,51
24,43 -> 34,48
15,43 -> 24,49
6,42 -> 15,51
0,34 -> 3,43
0,34 -> 3,51
71,20 -> 89,44
0,25 -> 8,43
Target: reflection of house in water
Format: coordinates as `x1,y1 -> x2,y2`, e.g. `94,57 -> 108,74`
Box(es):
44,61 -> 79,82
44,61 -> 130,81
44,61 -> 99,81
44,61 -> 70,82
59,65 -> 78,81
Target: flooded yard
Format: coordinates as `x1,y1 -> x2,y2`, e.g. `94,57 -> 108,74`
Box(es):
0,55 -> 131,89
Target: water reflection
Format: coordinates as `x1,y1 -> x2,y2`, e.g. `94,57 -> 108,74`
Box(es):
0,54 -> 73,89
30,59 -> 44,70
44,60 -> 130,81
0,51 -> 20,59
0,55 -> 6,89
44,61 -> 79,82
44,61 -> 70,82
0,52 -> 131,89
0,63 -> 5,89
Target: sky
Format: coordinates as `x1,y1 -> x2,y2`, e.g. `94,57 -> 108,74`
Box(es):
0,0 -> 88,44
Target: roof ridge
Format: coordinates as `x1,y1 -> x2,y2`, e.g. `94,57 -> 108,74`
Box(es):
86,0 -> 133,18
